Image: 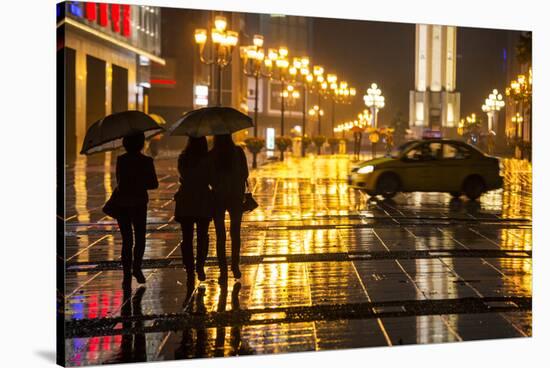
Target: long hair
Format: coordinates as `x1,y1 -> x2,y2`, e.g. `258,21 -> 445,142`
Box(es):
211,134 -> 235,172
179,136 -> 208,171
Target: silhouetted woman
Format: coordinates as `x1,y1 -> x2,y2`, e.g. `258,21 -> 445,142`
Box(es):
210,134 -> 249,283
116,131 -> 158,285
175,137 -> 213,284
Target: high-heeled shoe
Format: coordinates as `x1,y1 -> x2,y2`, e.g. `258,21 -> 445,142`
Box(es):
231,264 -> 241,279
196,266 -> 206,282
132,268 -> 146,284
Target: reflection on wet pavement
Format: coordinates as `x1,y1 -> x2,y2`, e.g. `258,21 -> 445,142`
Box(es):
63,154 -> 532,366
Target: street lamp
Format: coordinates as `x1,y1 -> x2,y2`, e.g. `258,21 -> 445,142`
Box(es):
309,105 -> 325,135
511,112 -> 524,140
327,76 -> 356,137
240,34 -> 272,137
268,46 -> 290,138
194,15 -> 239,106
363,83 -> 385,128
288,56 -> 311,150
282,84 -> 300,119
506,69 -> 532,158
481,89 -> 505,132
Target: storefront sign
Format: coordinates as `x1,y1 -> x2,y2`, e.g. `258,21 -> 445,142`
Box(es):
69,2 -> 131,38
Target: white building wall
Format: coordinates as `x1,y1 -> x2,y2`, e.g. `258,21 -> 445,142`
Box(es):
410,24 -> 460,131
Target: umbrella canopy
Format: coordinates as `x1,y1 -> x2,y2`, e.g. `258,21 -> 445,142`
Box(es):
169,107 -> 253,137
80,110 -> 164,155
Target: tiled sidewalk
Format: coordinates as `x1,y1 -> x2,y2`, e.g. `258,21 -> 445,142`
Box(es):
63,154 -> 532,366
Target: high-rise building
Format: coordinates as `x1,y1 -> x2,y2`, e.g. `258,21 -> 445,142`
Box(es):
409,24 -> 460,137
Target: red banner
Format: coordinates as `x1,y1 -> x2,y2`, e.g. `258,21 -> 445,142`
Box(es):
85,3 -> 97,22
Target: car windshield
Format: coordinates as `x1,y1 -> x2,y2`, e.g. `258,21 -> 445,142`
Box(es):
391,141 -> 418,158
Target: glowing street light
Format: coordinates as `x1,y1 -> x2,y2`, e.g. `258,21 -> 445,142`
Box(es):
506,68 -> 532,158
240,34 -> 272,137
194,15 -> 239,106
309,104 -> 324,135
511,112 -> 524,139
481,89 -> 505,132
363,83 -> 385,128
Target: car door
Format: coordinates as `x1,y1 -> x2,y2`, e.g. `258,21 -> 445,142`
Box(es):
436,142 -> 473,192
399,141 -> 441,191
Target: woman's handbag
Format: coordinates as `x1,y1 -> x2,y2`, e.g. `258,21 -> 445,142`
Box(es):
242,180 -> 258,213
102,187 -> 122,219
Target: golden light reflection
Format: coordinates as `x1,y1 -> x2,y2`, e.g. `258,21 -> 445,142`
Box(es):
103,152 -> 113,200
501,159 -> 532,220
74,156 -> 90,223
74,156 -> 90,263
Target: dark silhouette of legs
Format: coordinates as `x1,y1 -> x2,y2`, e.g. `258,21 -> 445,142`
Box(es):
213,206 -> 228,283
131,205 -> 147,283
179,218 -> 195,273
117,211 -> 134,282
228,206 -> 243,278
196,218 -> 210,281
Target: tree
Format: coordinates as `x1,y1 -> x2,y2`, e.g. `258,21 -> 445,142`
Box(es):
327,137 -> 340,154
312,135 -> 326,155
301,136 -> 312,156
244,137 -> 265,169
275,136 -> 292,161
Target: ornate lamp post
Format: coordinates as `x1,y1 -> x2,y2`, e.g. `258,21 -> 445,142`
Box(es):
271,47 -> 290,137
288,57 -> 311,156
261,47 -> 291,160
312,65 -> 327,135
282,84 -> 301,121
506,69 -> 532,158
482,89 -> 505,133
363,83 -> 385,128
309,105 -> 325,135
240,34 -> 273,137
327,76 -> 356,137
511,112 -> 524,140
194,15 -> 239,106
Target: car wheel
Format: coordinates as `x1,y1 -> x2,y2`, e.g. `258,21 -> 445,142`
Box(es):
450,192 -> 462,198
376,173 -> 400,199
463,176 -> 485,200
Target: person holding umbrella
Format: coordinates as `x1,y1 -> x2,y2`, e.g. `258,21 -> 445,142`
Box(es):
169,107 -> 254,284
81,111 -> 163,286
116,131 -> 159,285
210,134 -> 249,283
174,136 -> 213,285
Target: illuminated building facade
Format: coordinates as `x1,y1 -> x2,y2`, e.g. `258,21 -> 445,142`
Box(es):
57,2 -> 164,160
409,24 -> 460,137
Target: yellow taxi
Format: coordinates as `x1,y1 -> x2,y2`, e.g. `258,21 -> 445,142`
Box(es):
348,139 -> 503,200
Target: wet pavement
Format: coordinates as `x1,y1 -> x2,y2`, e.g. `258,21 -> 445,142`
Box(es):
63,153 -> 532,366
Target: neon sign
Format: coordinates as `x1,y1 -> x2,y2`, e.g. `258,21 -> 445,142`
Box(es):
69,2 -> 131,38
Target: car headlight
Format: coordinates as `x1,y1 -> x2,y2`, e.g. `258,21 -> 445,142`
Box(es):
357,165 -> 374,174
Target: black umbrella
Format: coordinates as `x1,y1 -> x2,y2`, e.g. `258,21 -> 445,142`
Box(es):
80,110 -> 164,155
169,107 -> 253,137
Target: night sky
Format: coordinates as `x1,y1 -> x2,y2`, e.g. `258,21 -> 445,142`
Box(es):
311,17 -> 523,126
